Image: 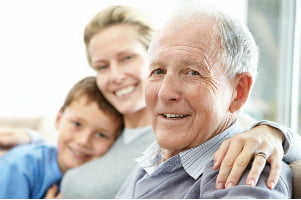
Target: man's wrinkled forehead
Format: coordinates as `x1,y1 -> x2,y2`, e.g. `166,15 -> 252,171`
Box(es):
148,17 -> 219,66
150,15 -> 216,49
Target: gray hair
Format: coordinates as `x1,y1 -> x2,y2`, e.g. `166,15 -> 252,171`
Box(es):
170,6 -> 259,79
216,12 -> 259,79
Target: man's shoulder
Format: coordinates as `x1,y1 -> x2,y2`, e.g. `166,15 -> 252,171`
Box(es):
201,160 -> 292,198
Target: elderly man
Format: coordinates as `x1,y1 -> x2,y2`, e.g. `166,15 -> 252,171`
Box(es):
116,6 -> 292,199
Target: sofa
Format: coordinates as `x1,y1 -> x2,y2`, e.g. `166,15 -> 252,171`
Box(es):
0,115 -> 300,198
0,115 -> 57,144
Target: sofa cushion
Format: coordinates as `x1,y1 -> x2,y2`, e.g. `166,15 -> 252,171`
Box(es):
290,160 -> 301,199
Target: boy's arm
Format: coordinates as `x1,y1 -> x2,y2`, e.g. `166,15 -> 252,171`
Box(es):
44,185 -> 62,199
23,128 -> 44,145
0,158 -> 31,198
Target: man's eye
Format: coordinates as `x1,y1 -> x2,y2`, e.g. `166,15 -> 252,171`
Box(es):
152,69 -> 165,75
187,70 -> 200,76
95,132 -> 107,138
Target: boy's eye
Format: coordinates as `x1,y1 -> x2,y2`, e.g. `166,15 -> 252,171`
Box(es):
95,132 -> 107,138
124,55 -> 133,60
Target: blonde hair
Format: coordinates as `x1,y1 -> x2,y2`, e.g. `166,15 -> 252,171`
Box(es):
84,5 -> 154,65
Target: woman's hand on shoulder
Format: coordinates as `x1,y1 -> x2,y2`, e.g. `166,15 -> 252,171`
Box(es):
213,124 -> 283,189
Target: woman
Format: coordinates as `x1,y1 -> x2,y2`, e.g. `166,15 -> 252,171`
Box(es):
59,5 -> 301,198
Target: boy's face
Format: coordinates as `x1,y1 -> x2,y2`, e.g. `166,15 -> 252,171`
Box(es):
56,96 -> 120,173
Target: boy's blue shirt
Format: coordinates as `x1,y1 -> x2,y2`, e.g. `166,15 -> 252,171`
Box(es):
0,144 -> 62,198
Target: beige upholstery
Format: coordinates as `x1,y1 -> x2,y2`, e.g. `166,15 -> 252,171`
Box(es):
0,115 -> 57,144
0,116 -> 300,198
290,160 -> 301,199
0,116 -> 42,130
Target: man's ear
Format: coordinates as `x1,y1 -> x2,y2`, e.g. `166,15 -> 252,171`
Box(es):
229,72 -> 253,113
55,110 -> 63,130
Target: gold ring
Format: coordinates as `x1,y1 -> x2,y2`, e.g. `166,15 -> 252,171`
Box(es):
254,150 -> 268,160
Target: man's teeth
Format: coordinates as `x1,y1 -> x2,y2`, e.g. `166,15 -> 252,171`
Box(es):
163,114 -> 188,119
116,86 -> 135,96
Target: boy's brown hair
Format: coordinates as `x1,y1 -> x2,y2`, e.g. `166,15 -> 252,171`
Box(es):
60,76 -> 123,134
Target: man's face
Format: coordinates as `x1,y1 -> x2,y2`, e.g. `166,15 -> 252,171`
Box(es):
146,18 -> 235,158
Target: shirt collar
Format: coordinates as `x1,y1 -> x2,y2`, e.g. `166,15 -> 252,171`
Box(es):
135,142 -> 162,175
180,121 -> 242,179
136,121 -> 242,179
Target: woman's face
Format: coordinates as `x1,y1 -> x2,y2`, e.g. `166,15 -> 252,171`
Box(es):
88,24 -> 149,115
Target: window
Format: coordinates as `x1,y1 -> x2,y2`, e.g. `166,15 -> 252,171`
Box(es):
0,0 -> 299,134
246,0 -> 301,134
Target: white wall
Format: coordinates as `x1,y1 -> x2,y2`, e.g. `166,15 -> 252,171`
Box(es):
0,0 -> 246,119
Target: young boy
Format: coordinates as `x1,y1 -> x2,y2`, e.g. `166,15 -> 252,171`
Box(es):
0,76 -> 123,198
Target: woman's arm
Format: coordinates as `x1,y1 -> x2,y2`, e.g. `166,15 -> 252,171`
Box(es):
214,118 -> 301,189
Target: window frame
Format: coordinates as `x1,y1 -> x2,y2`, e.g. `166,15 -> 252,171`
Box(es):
277,0 -> 300,132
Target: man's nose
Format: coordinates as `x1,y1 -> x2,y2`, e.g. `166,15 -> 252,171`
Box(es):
158,74 -> 181,102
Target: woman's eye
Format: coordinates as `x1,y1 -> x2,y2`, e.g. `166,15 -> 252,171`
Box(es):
124,55 -> 133,60
72,121 -> 81,128
95,132 -> 107,138
187,70 -> 200,76
95,65 -> 108,71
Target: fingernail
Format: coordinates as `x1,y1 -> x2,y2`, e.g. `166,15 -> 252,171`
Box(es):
247,179 -> 255,186
216,182 -> 224,190
213,163 -> 217,169
269,182 -> 275,189
226,182 -> 234,188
